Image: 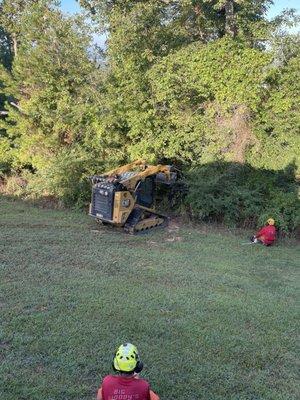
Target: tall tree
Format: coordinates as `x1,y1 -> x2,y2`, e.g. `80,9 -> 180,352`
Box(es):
78,0 -> 274,44
0,0 -> 55,56
0,1 -> 105,202
77,1 -> 276,153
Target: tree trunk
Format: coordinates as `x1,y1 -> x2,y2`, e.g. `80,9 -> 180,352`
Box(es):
225,0 -> 237,38
12,33 -> 17,56
193,4 -> 205,42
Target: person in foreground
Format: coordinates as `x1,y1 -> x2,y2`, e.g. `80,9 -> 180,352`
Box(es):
251,218 -> 276,246
96,343 -> 160,400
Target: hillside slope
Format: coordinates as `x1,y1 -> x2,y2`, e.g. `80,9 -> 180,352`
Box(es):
0,198 -> 299,400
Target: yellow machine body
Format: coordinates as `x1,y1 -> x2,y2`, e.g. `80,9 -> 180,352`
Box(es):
89,160 -> 177,233
112,191 -> 135,225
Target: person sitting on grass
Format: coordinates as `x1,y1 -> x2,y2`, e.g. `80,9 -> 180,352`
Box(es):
251,218 -> 276,246
96,343 -> 159,400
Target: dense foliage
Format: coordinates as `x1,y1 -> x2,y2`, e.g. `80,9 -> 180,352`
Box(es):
185,161 -> 299,233
0,0 -> 299,231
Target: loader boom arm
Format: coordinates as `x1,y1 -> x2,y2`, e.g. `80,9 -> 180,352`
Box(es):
104,159 -> 146,176
120,165 -> 172,190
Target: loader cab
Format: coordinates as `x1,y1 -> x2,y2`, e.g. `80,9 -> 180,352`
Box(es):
135,176 -> 155,208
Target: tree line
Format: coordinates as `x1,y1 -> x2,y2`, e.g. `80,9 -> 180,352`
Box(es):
0,1 -> 299,232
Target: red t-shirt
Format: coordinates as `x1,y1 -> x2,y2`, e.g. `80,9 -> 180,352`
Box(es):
256,225 -> 276,245
100,375 -> 150,400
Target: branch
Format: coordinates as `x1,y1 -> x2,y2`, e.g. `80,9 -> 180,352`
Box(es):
9,101 -> 24,112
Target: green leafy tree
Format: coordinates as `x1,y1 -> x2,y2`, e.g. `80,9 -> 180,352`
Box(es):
0,1 -> 106,203
250,51 -> 300,171
137,37 -> 270,163
78,0 -> 275,43
77,1 -> 279,168
0,0 -> 55,56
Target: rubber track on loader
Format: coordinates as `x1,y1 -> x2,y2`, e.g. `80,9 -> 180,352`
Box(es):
124,208 -> 167,234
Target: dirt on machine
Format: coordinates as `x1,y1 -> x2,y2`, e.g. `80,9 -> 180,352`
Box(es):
89,160 -> 181,234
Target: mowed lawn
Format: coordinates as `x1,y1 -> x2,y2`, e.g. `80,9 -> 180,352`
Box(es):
0,197 -> 299,400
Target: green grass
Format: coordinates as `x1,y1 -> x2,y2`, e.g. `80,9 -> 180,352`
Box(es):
0,197 -> 299,400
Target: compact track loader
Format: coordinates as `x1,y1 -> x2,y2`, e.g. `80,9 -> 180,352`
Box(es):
89,160 -> 178,233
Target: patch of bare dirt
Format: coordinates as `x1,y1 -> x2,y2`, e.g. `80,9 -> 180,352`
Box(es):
165,236 -> 182,242
167,217 -> 181,233
164,217 -> 183,242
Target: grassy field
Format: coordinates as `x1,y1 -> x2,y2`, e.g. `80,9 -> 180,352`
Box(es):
0,197 -> 299,400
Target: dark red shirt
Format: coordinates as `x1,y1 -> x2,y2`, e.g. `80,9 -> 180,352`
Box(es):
256,225 -> 276,245
100,375 -> 150,400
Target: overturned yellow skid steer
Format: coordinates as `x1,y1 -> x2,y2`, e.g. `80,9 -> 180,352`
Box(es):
89,160 -> 178,233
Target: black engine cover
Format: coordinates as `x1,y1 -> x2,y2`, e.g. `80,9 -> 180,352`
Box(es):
90,179 -> 124,221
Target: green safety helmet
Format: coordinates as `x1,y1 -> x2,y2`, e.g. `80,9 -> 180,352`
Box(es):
113,343 -> 143,373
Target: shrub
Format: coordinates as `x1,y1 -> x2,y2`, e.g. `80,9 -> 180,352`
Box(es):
185,162 -> 299,234
1,173 -> 29,197
25,148 -> 94,208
